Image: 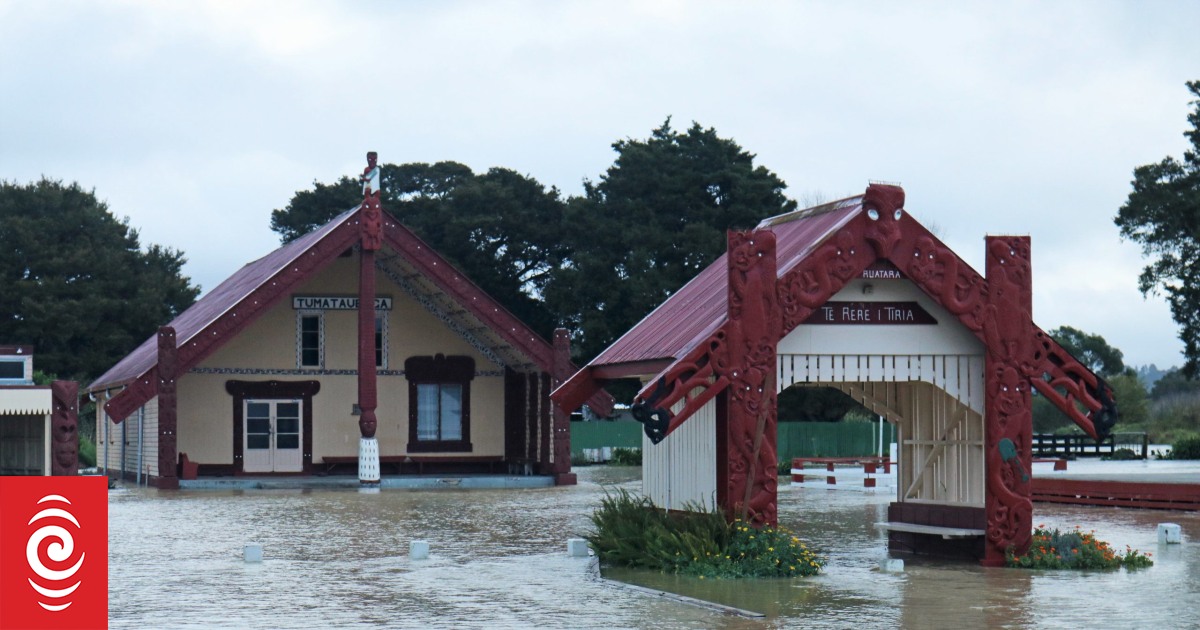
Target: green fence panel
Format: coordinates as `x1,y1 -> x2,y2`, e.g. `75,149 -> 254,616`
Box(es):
570,421 -> 644,454
777,422 -> 895,460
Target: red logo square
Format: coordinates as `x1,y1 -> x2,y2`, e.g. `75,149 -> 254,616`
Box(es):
0,476 -> 108,630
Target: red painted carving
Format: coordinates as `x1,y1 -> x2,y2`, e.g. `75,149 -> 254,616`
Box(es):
906,234 -> 988,332
724,230 -> 782,526
777,227 -> 868,333
1030,329 -> 1116,439
157,326 -> 179,488
863,184 -> 906,259
360,151 -> 383,252
633,335 -> 730,441
982,235 -> 1034,566
539,372 -> 553,474
50,380 -> 79,476
358,246 -> 378,438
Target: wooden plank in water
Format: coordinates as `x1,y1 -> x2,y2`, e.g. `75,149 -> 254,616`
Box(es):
1032,479 -> 1200,511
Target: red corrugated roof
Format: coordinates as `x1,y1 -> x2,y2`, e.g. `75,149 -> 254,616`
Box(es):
588,196 -> 864,368
89,207 -> 357,391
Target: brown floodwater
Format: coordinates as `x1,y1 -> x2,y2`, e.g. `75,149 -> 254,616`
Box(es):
109,465 -> 1200,629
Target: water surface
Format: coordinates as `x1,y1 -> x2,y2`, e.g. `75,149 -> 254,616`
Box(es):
109,466 -> 1200,628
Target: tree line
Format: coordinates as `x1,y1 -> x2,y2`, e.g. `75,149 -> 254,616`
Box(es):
3,78 -> 1198,412
271,119 -> 795,367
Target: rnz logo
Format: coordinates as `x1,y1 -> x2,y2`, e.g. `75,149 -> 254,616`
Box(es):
26,494 -> 87,611
0,475 -> 107,630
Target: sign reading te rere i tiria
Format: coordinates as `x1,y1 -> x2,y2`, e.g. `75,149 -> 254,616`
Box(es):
804,301 -> 937,325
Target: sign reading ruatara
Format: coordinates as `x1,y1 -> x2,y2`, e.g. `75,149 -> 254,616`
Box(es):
805,301 -> 936,325
292,296 -> 393,310
861,260 -> 905,280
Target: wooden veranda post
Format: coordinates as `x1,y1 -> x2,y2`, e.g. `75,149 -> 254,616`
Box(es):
357,151 -> 383,490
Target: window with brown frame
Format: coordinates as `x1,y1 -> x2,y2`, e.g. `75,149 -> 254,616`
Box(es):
405,354 -> 474,452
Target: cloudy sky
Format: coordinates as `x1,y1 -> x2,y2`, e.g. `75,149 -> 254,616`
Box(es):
2,1 -> 1197,369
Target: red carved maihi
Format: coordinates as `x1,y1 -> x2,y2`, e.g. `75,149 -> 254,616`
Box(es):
725,230 -> 782,526
1030,329 -> 1116,439
50,380 -> 79,476
982,236 -> 1034,566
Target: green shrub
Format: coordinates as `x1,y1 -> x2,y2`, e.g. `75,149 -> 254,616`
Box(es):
1007,526 -> 1152,570
570,452 -> 591,466
610,447 -> 642,466
1102,448 -> 1140,461
1169,434 -> 1200,460
79,434 -> 96,468
585,488 -> 824,578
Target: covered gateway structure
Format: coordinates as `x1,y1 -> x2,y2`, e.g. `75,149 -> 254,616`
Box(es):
554,184 -> 1117,565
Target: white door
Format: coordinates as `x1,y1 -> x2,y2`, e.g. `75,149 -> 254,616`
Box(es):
243,400 -> 303,473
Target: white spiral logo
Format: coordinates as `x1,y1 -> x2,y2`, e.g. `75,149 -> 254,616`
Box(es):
26,494 -> 86,612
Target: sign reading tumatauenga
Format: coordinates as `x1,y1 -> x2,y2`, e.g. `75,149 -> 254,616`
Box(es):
292,296 -> 393,311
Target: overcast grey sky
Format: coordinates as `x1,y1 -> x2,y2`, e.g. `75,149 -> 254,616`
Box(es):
2,1 -> 1197,369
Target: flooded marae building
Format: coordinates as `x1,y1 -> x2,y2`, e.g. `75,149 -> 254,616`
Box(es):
87,176 -> 608,489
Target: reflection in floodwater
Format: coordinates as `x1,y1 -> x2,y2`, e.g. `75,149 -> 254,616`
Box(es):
110,466 -> 1200,629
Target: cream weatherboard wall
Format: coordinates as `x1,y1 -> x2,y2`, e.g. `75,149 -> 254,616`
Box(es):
172,255 -> 507,468
96,397 -> 158,481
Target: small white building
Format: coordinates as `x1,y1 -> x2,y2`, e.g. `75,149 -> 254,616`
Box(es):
0,345 -> 79,475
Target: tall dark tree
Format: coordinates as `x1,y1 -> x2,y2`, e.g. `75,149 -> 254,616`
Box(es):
545,119 -> 797,362
0,179 -> 199,381
1047,325 -> 1125,377
270,162 -> 568,337
1115,80 -> 1200,379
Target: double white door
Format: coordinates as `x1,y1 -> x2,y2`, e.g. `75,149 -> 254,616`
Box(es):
243,399 -> 302,473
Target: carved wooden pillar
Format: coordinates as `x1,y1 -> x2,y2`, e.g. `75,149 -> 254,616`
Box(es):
723,230 -> 781,527
551,329 -> 576,484
982,236 -> 1035,566
357,151 -> 383,489
157,326 -> 179,489
49,380 -> 79,476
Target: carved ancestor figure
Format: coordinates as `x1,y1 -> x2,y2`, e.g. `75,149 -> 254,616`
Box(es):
359,151 -> 383,251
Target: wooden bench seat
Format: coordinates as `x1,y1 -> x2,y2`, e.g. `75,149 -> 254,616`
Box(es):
875,522 -> 986,539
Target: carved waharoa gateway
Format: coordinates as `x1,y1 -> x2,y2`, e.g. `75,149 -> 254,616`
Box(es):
553,183 -> 1116,565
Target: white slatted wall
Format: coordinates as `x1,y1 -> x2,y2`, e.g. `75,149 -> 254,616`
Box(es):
643,391 -> 717,512
777,353 -> 985,414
